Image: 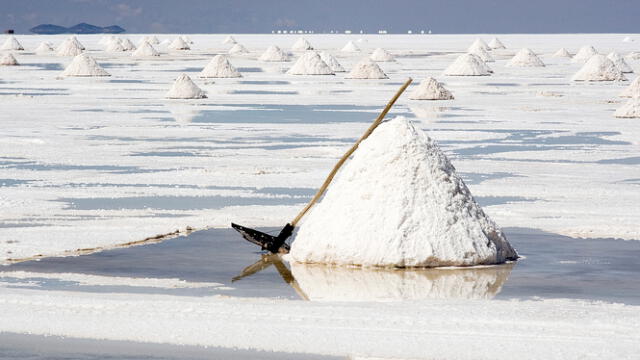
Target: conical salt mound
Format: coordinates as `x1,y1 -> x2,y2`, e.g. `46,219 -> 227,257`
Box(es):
120,38 -> 136,51
181,35 -> 193,44
168,37 -> 190,50
70,36 -> 85,50
369,48 -> 395,62
200,55 -> 241,78
409,77 -> 454,100
319,51 -> 345,72
572,54 -> 627,81
623,36 -> 633,43
488,37 -> 506,50
61,53 -> 110,77
468,38 -> 490,52
35,42 -> 54,54
223,35 -> 237,44
553,48 -> 572,58
259,45 -> 290,62
292,37 -> 313,51
572,45 -> 598,63
614,98 -> 640,118
228,43 -> 249,54
341,40 -> 360,52
139,35 -> 160,46
105,38 -> 126,52
0,53 -> 19,66
607,52 -> 634,73
132,41 -> 160,57
1,36 -> 24,51
346,58 -> 388,79
468,43 -> 494,62
444,53 -> 492,76
289,117 -> 518,267
287,52 -> 334,75
56,38 -> 84,57
506,48 -> 545,67
165,73 -> 206,99
619,77 -> 640,98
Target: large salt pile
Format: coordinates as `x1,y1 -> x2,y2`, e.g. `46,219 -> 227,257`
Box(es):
614,98 -> 640,118
56,38 -> 84,56
607,52 -> 634,73
369,48 -> 395,62
345,58 -> 388,79
409,77 -> 454,100
444,53 -> 492,76
289,117 -> 517,267
619,77 -> 640,98
572,54 -> 627,81
166,73 -> 207,99
553,48 -> 572,58
34,42 -> 54,54
259,45 -> 290,62
223,35 -> 237,44
488,37 -> 506,50
286,52 -> 334,75
469,38 -> 490,51
132,41 -> 160,57
0,53 -> 19,66
292,37 -> 313,51
319,51 -> 345,72
105,38 -> 126,52
200,55 -> 241,78
1,36 -> 24,51
228,43 -> 249,55
61,53 -> 110,77
506,48 -> 545,67
572,45 -> 598,63
341,41 -> 360,52
168,37 -> 190,50
120,38 -> 136,51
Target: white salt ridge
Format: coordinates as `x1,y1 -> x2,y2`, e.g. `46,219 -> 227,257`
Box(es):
614,98 -> 640,118
607,52 -> 634,73
444,53 -> 492,76
619,77 -> 640,98
289,117 -> 517,267
488,37 -> 506,49
0,53 -> 18,66
468,43 -> 494,62
468,38 -> 490,52
572,45 -> 598,63
572,54 -> 627,81
69,36 -> 85,50
291,37 -> 313,51
409,77 -> 454,100
369,48 -> 395,62
553,48 -> 572,58
287,52 -> 334,75
168,37 -> 190,50
34,42 -> 53,54
199,55 -> 241,78
345,58 -> 388,79
165,73 -> 206,99
132,41 -> 160,57
1,36 -> 24,51
223,35 -> 237,44
507,48 -> 545,67
318,51 -> 345,72
228,43 -> 249,55
341,40 -> 360,52
56,38 -> 84,57
61,53 -> 110,77
105,38 -> 126,52
258,45 -> 290,62
120,38 -> 136,51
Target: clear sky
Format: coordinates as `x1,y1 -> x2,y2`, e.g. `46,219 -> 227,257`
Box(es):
3,0 -> 640,34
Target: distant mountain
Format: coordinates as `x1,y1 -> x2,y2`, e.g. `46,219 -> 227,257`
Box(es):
29,23 -> 125,34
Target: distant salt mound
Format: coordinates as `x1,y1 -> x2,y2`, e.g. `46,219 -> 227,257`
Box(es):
553,48 -> 572,58
181,35 -> 194,44
319,51 -> 345,72
488,37 -> 506,50
623,36 -> 633,43
168,37 -> 190,50
70,36 -> 85,50
614,98 -> 640,118
1,36 -> 24,51
468,38 -> 490,52
141,35 -> 160,45
409,77 -> 454,100
607,52 -> 634,73
159,39 -> 172,47
34,42 -> 54,54
444,53 -> 492,76
572,45 -> 598,63
627,52 -> 640,61
345,58 -> 388,79
287,52 -> 334,75
166,73 -> 206,99
292,37 -> 313,51
507,48 -> 545,67
0,53 -> 18,66
105,38 -> 126,52
56,38 -> 84,57
619,77 -> 640,98
200,55 -> 241,78
369,48 -> 395,62
468,42 -> 494,62
120,38 -> 136,51
572,54 -> 626,81
341,40 -> 360,52
132,41 -> 160,57
289,117 -> 517,268
62,53 -> 110,77
223,35 -> 237,45
228,43 -> 249,55
259,45 -> 290,62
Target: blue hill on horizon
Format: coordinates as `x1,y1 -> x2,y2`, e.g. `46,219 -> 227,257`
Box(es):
30,23 -> 125,34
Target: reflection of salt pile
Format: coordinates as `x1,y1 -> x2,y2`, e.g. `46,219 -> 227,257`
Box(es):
35,42 -> 54,54
488,37 -> 506,49
341,40 -> 360,52
572,45 -> 598,63
409,77 -> 454,100
506,48 -> 545,67
259,45 -> 290,62
168,37 -> 190,50
319,51 -> 345,72
619,77 -> 640,98
1,36 -> 24,51
572,54 -> 627,81
166,73 -> 207,99
132,41 -> 160,57
166,104 -> 202,123
223,35 -> 237,44
614,98 -> 640,118
56,38 -> 84,57
369,48 -> 395,62
290,263 -> 514,301
0,53 -> 18,66
61,53 -> 110,77
292,37 -> 313,51
607,52 -> 633,73
444,53 -> 492,76
289,117 -> 517,267
200,55 -> 241,78
228,43 -> 249,55
287,52 -> 334,75
553,48 -> 572,58
410,105 -> 450,119
345,59 -> 388,79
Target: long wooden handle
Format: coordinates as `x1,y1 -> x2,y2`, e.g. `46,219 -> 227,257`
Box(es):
290,78 -> 413,227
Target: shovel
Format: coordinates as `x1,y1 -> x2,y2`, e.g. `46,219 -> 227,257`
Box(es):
232,78 -> 413,253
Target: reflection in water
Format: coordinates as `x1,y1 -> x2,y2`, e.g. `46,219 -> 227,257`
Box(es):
166,104 -> 203,124
410,105 -> 451,119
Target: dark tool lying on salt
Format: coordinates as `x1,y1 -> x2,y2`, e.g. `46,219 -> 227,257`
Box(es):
231,78 -> 413,253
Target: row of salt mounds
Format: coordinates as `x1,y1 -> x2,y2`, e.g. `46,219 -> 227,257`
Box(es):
1,36 -> 24,51
228,43 -> 249,55
56,37 -> 84,57
341,40 -> 360,52
572,54 -> 627,81
287,52 -> 334,75
0,53 -> 18,66
319,51 -> 345,72
506,48 -> 545,67
488,37 -> 506,50
467,41 -> 494,62
370,48 -> 395,62
553,48 -> 572,58
168,37 -> 190,50
132,41 -> 160,57
35,42 -> 54,54
120,38 -> 137,51
105,37 -> 126,52
61,54 -> 110,77
409,77 -> 454,100
181,35 -> 194,44
619,77 -> 640,98
607,52 -> 634,73
139,35 -> 160,46
614,98 -> 640,118
346,59 -> 387,79
223,35 -> 237,44
200,55 -> 241,78
259,45 -> 290,62
571,45 -> 598,63
166,73 -> 206,99
289,117 -> 518,268
469,38 -> 490,51
292,37 -> 313,51
444,53 -> 492,76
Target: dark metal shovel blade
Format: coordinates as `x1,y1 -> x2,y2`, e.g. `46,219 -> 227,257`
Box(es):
231,223 -> 293,254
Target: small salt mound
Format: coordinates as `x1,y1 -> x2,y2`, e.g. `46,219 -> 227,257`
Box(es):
34,42 -> 54,54
181,35 -> 194,44
468,38 -> 490,52
291,37 -> 313,51
61,53 -> 110,77
199,55 -> 241,78
409,77 -> 454,100
132,41 -> 160,57
259,45 -> 290,62
627,52 -> 640,61
105,38 -> 126,52
369,48 -> 395,62
228,43 -> 249,54
607,52 -> 634,73
614,98 -> 640,118
287,52 -> 334,75
488,37 -> 506,50
56,38 -> 84,57
120,38 -> 136,51
444,53 -> 492,76
572,45 -> 598,63
553,48 -> 572,58
69,36 -> 85,50
506,48 -> 545,67
341,41 -> 360,52
165,73 -> 207,99
468,43 -> 494,62
168,37 -> 190,50
289,117 -> 517,268
140,35 -> 160,45
318,51 -> 345,72
0,53 -> 19,66
223,35 -> 237,44
623,36 -> 633,43
1,36 -> 24,51
572,54 -> 627,81
345,58 -> 388,79
619,77 -> 640,98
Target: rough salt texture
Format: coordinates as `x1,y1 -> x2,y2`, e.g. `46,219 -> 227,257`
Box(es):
140,35 -> 160,45
132,41 -> 160,57
607,52 -> 634,73
341,41 -> 360,52
318,51 -> 345,72
488,37 -> 506,49
614,98 -> 640,118
289,117 -> 517,267
409,77 -> 454,100
34,42 -> 53,54
369,48 -> 395,62
468,38 -> 490,52
619,77 -> 640,98
70,36 -> 85,50
223,35 -> 237,44
105,38 -> 125,52
0,53 -> 18,66
444,53 -> 492,76
468,44 -> 494,62
286,52 -> 334,75
571,45 -> 598,63
120,38 -> 136,51
345,58 -> 388,79
258,45 -> 290,62
507,48 -> 545,67
168,37 -> 190,50
56,39 -> 83,57
228,43 -> 249,54
199,55 -> 241,78
553,48 -> 572,57
1,36 -> 24,51
165,73 -> 206,99
572,54 -> 627,82
627,52 -> 640,60
61,54 -> 110,77
291,37 -> 313,51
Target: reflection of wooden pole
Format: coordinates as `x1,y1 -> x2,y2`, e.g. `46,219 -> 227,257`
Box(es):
272,258 -> 309,301
232,254 -> 310,301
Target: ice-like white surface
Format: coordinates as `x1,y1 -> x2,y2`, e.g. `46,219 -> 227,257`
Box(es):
409,77 -> 454,100
199,55 -> 241,78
